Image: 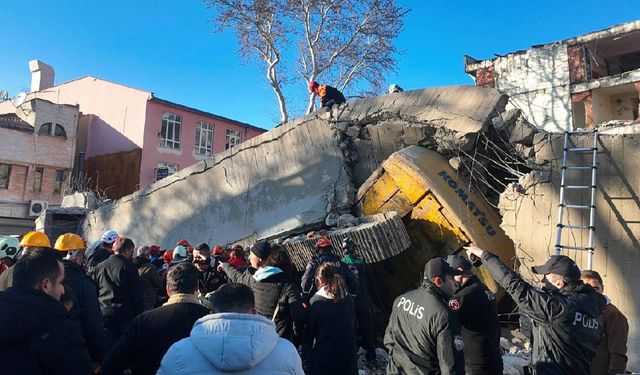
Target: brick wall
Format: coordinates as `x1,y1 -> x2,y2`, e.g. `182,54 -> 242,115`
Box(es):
568,44 -> 586,84
475,66 -> 495,87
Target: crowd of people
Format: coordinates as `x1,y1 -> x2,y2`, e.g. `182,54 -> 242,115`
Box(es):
0,229 -> 629,374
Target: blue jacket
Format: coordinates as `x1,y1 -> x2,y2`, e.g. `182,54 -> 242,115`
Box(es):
158,312 -> 304,374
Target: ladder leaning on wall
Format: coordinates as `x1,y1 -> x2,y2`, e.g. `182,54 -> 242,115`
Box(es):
554,130 -> 599,270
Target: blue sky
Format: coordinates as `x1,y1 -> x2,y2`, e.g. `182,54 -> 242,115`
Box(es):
1,1 -> 638,129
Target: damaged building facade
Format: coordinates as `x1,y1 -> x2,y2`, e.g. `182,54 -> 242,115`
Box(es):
465,20 -> 640,132
77,82 -> 640,369
67,21 -> 640,372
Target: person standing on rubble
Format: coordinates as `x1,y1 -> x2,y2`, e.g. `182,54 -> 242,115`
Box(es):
384,257 -> 465,374
465,246 -> 606,374
308,80 -> 346,109
341,237 -> 377,364
581,270 -> 629,375
446,254 -> 502,374
301,236 -> 359,298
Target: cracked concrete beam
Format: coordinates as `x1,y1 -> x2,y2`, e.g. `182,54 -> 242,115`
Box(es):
82,112 -> 354,248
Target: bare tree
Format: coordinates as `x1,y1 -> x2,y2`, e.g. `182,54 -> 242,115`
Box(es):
204,0 -> 408,123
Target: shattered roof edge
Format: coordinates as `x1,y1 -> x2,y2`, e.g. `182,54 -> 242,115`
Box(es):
465,20 -> 640,72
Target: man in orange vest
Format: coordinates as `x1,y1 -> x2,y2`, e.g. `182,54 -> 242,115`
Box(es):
308,80 -> 346,109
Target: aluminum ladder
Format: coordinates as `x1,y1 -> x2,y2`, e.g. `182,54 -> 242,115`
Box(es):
554,130 -> 599,270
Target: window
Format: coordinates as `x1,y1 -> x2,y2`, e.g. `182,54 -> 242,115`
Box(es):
54,124 -> 67,137
159,112 -> 182,149
38,123 -> 52,135
54,170 -> 65,194
38,123 -> 66,137
194,122 -> 214,156
0,164 -> 10,189
225,129 -> 242,150
34,167 -> 44,192
156,162 -> 179,181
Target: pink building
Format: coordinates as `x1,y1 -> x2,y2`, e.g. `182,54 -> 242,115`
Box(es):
0,61 -> 266,199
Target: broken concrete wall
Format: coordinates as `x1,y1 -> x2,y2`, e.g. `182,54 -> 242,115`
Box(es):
82,113 -> 354,247
493,43 -> 573,133
499,132 -> 640,370
82,85 -> 510,249
329,86 -> 508,186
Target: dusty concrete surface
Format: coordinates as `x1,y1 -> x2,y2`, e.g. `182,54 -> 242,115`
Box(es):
83,112 -> 353,247
499,132 -> 640,370
331,86 -> 508,185
82,85 -> 509,250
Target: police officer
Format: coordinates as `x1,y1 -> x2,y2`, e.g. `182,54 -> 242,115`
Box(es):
447,255 -> 502,374
384,257 -> 465,374
465,246 -> 606,374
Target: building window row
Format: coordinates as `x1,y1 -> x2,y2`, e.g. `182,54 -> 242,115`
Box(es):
159,112 -> 244,154
0,163 -> 66,194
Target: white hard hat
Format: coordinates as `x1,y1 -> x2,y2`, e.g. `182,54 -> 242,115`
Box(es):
101,230 -> 119,244
173,245 -> 188,259
0,236 -> 20,260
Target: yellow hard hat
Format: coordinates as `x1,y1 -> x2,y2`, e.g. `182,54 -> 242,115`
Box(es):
19,231 -> 51,248
54,233 -> 85,252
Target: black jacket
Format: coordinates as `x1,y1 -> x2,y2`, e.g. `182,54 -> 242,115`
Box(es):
384,281 -> 465,375
198,266 -> 227,295
133,256 -> 162,311
451,275 -> 502,374
0,287 -> 94,375
88,247 -> 112,271
221,263 -> 305,344
92,254 -> 143,329
100,296 -> 209,375
302,292 -> 358,375
318,85 -> 346,108
64,260 -> 104,362
301,252 -> 359,296
481,252 -> 606,374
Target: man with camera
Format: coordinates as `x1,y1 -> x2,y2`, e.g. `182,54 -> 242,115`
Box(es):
191,242 -> 227,296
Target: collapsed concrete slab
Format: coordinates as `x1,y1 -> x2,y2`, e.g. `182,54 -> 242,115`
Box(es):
82,85 -> 510,250
83,113 -> 354,247
498,132 -> 640,369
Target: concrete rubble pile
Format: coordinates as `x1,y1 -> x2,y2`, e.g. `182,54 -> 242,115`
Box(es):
67,85 -> 640,370
82,85 -> 532,249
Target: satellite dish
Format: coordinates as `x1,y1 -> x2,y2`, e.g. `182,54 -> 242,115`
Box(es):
11,92 -> 27,108
0,90 -> 7,101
